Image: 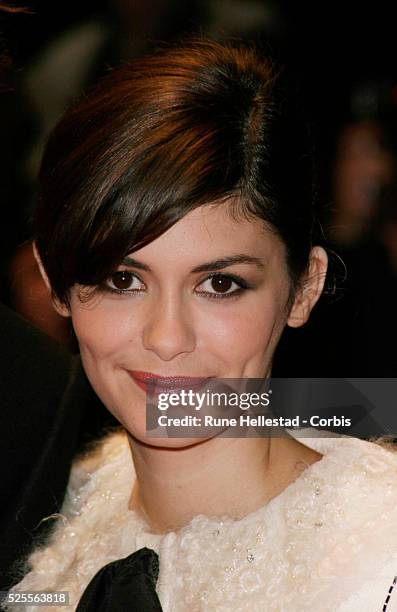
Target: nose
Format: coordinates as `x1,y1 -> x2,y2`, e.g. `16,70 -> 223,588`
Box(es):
142,294 -> 196,361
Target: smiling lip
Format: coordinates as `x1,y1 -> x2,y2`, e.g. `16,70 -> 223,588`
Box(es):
128,370 -> 212,393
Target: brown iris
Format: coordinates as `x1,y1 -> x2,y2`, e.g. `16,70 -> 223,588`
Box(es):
211,274 -> 233,293
111,271 -> 134,290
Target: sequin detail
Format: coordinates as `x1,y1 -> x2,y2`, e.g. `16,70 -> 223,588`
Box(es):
9,431 -> 397,612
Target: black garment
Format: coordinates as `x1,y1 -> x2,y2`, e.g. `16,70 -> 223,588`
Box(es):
77,548 -> 163,612
0,303 -> 116,590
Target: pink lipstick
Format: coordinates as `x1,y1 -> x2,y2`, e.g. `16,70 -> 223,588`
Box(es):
128,370 -> 212,394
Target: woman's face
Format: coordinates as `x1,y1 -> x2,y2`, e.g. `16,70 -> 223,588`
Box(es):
62,203 -> 321,447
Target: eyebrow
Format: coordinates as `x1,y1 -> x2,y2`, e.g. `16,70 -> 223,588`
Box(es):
121,254 -> 265,273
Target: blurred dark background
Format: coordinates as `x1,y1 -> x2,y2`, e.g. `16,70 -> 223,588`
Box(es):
1,0 -> 397,375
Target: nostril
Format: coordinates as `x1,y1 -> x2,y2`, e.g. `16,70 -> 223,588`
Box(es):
142,313 -> 195,360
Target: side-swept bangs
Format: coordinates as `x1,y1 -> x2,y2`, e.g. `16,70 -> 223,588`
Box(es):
35,40 -> 313,305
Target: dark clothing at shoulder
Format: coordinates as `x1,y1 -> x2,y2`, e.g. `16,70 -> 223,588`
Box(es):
0,303 -> 116,590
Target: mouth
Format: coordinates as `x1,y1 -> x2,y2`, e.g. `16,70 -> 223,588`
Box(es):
128,370 -> 213,394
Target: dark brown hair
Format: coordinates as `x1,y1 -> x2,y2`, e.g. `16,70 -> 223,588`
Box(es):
35,39 -> 317,305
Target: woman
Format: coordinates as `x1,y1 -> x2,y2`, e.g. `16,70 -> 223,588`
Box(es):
8,40 -> 397,611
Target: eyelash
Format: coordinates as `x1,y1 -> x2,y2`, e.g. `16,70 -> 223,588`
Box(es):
100,272 -> 250,300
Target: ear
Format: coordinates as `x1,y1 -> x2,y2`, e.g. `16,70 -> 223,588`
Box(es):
33,241 -> 70,318
287,246 -> 328,328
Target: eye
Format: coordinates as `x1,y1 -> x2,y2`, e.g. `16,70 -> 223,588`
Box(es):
104,271 -> 145,294
196,273 -> 248,300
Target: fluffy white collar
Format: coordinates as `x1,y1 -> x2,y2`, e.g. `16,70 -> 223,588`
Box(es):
11,430 -> 397,611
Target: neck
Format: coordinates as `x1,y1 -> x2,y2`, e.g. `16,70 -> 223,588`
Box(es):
127,434 -> 322,534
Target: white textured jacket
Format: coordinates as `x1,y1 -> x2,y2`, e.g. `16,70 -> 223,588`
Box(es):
9,430 -> 397,611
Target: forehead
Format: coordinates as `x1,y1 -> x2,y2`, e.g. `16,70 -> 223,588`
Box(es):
128,203 -> 286,269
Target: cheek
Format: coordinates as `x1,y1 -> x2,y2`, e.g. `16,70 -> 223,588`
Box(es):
71,302 -> 137,360
70,302 -> 147,428
195,289 -> 288,370
70,303 -> 139,409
